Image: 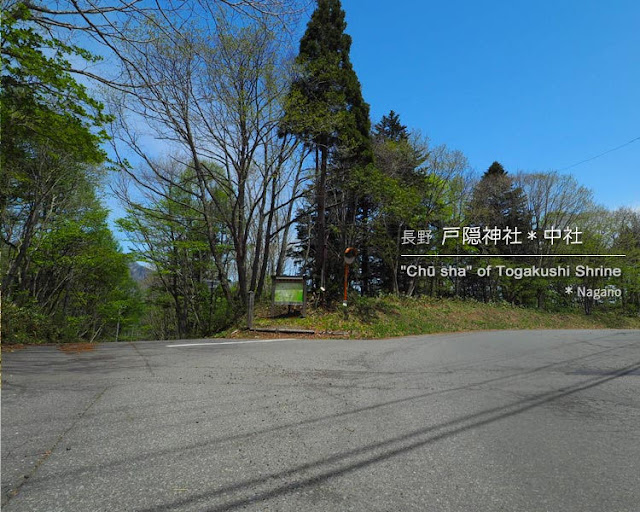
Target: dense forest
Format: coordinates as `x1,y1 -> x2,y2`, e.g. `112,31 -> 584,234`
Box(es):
2,0 -> 639,343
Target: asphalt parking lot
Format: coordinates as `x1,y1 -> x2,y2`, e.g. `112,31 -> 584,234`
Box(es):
2,329 -> 640,511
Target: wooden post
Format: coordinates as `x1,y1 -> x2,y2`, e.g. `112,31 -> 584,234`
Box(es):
270,276 -> 276,318
343,263 -> 349,305
343,247 -> 357,307
248,291 -> 255,330
302,279 -> 307,318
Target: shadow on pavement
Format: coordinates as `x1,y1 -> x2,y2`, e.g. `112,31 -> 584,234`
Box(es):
135,360 -> 640,512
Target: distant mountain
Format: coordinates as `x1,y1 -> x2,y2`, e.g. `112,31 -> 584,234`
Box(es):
128,262 -> 153,284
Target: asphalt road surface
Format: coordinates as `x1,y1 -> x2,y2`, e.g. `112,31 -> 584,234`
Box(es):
2,329 -> 640,512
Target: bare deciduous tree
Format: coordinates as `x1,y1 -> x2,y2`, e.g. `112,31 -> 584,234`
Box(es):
110,11 -> 310,305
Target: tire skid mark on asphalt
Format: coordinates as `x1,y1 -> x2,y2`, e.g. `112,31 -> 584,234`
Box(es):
129,341 -> 156,375
8,332 -> 640,499
378,330 -> 637,377
136,360 -> 640,512
30,337 -> 640,492
321,335 -> 640,395
2,386 -> 109,508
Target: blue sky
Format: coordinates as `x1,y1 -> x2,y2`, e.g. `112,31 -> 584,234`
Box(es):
102,0 -> 639,242
340,0 -> 639,209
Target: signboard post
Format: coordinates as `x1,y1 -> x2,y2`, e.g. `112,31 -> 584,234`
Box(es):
247,291 -> 255,329
271,276 -> 306,317
343,247 -> 358,307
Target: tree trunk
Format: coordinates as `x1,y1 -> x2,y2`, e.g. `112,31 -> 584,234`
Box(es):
361,204 -> 370,296
2,203 -> 39,295
315,144 -> 327,293
257,162 -> 279,298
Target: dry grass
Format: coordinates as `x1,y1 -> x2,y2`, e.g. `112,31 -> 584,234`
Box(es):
57,342 -> 97,353
238,296 -> 640,339
1,344 -> 27,353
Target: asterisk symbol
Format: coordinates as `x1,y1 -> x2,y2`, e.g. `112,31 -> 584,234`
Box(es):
565,286 -> 573,295
527,230 -> 537,241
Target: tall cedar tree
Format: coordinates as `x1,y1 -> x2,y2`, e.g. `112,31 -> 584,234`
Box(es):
467,161 -> 531,257
281,0 -> 371,293
484,161 -> 507,177
374,110 -> 409,142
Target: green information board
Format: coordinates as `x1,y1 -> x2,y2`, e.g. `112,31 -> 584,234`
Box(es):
274,280 -> 304,305
271,276 -> 306,317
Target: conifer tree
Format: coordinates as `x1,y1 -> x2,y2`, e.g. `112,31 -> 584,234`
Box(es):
469,161 -> 529,233
281,0 -> 371,293
484,161 -> 507,177
374,110 -> 409,142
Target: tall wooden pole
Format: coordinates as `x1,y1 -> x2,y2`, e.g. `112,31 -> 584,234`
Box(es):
343,263 -> 350,306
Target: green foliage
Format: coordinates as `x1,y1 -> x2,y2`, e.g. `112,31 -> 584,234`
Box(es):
2,204 -> 142,343
1,2 -> 138,344
1,2 -> 111,164
360,112 -> 469,295
250,294 -> 640,338
281,0 -> 374,296
281,0 -> 371,160
3,1 -> 635,342
374,110 -> 409,142
468,162 -> 530,234
2,299 -> 59,343
484,161 -> 507,177
116,165 -> 235,339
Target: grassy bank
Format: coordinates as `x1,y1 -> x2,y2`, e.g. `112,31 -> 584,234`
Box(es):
245,296 -> 640,338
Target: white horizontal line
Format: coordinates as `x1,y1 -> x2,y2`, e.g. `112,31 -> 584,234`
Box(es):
167,339 -> 296,348
401,254 -> 626,257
